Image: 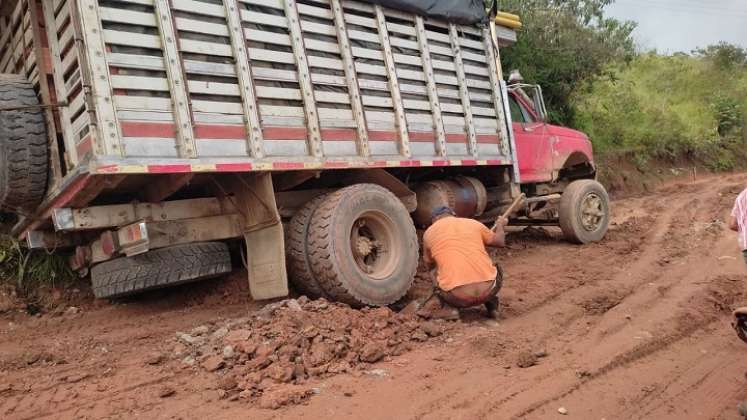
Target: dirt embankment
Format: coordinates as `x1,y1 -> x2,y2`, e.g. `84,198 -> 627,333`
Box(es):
0,172 -> 746,420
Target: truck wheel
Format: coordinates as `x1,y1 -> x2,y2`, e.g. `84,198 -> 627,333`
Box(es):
559,179 -> 610,244
286,194 -> 329,298
90,242 -> 232,299
0,74 -> 48,214
307,184 -> 418,307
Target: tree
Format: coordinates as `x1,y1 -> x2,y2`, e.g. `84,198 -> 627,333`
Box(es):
497,0 -> 636,124
693,42 -> 747,70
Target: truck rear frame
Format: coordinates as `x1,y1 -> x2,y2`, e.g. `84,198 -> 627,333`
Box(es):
1,0 -> 605,306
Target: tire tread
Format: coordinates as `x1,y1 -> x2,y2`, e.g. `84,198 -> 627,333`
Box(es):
90,242 -> 232,299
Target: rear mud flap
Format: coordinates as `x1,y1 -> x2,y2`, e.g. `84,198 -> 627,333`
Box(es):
244,223 -> 288,300
219,173 -> 288,300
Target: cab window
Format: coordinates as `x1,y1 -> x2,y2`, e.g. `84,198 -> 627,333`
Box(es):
508,94 -> 536,124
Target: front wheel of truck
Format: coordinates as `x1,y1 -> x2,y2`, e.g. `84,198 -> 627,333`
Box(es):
559,179 -> 610,244
306,184 -> 419,307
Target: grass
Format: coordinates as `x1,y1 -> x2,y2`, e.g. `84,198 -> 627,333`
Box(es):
0,234 -> 75,296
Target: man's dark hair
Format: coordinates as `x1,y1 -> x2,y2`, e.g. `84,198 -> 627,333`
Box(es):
431,206 -> 456,219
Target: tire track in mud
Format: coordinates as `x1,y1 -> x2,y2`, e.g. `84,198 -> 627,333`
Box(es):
466,180 -> 745,420
512,273 -> 745,419
406,188 -> 688,420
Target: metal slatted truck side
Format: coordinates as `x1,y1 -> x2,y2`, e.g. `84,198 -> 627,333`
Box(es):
0,0 -> 609,306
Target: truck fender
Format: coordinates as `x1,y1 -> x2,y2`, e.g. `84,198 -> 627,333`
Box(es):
555,151 -> 596,181
344,169 -> 417,212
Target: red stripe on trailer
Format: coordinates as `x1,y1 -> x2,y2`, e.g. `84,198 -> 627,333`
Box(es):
121,121 -> 176,138
408,132 -> 435,142
321,128 -> 357,141
263,127 -> 307,140
148,164 -> 192,173
272,162 -> 305,170
368,160 -> 388,167
216,163 -> 253,172
194,124 -> 245,140
76,135 -> 92,157
400,160 -> 421,167
477,134 -> 500,144
486,159 -> 505,165
432,160 -> 450,166
368,131 -> 397,142
461,159 -> 478,166
323,161 -> 350,169
96,165 -> 121,174
446,133 -> 467,143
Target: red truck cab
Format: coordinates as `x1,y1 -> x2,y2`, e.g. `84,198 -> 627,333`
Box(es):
504,78 -> 608,245
508,83 -> 595,185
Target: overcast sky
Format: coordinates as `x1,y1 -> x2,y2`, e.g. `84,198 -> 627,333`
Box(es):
605,0 -> 747,54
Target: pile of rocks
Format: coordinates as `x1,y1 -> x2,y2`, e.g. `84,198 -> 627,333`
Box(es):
172,297 -> 449,408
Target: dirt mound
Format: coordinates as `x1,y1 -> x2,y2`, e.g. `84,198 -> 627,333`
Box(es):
171,297 -> 451,408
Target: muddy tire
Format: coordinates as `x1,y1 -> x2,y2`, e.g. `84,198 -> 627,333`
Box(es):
286,194 -> 329,298
559,179 -> 610,244
0,74 -> 48,214
91,242 -> 232,299
307,184 -> 418,307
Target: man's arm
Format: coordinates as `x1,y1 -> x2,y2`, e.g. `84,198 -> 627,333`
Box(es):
422,235 -> 436,268
729,215 -> 739,232
484,217 -> 508,247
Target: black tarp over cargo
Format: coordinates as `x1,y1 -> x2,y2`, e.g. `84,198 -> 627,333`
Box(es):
364,0 -> 488,25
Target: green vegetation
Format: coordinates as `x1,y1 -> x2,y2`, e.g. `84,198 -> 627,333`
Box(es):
0,234 -> 74,296
498,0 -> 637,124
572,50 -> 747,169
571,45 -> 747,170
498,1 -> 746,169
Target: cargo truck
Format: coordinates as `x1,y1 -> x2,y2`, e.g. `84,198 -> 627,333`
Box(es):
0,0 -> 608,306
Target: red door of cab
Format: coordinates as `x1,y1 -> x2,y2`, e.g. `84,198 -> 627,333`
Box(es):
508,91 -> 553,183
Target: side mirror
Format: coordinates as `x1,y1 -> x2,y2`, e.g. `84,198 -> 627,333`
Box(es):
526,85 -> 548,122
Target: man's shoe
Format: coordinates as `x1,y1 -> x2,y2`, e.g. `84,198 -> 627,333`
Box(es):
485,298 -> 499,320
428,306 -> 460,321
417,297 -> 460,321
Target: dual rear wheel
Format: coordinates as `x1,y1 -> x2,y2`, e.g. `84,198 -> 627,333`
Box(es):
287,184 -> 419,307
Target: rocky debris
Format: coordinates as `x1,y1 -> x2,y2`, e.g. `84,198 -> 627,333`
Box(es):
173,298 -> 451,408
191,325 -> 210,336
516,351 -> 538,368
258,387 -> 315,410
217,375 -> 238,391
65,306 -> 81,316
558,406 -> 568,415
63,373 -> 90,383
421,321 -> 443,337
533,349 -> 548,359
146,352 -> 165,366
158,386 -> 176,398
175,332 -> 204,346
202,356 -> 225,372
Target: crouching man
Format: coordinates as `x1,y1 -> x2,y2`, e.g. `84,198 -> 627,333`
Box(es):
421,206 -> 507,320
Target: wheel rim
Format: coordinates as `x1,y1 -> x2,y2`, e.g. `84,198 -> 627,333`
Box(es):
580,192 -> 605,232
349,211 -> 399,280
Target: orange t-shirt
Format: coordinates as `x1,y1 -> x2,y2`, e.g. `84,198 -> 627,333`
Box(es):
423,217 -> 497,291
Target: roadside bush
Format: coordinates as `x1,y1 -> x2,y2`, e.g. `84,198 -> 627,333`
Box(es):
571,52 -> 747,167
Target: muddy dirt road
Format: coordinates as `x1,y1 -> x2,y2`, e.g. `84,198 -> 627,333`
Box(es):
2,172 -> 747,420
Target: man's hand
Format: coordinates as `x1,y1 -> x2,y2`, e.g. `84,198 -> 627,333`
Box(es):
487,218 -> 507,248
491,216 -> 509,232
729,215 -> 739,232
